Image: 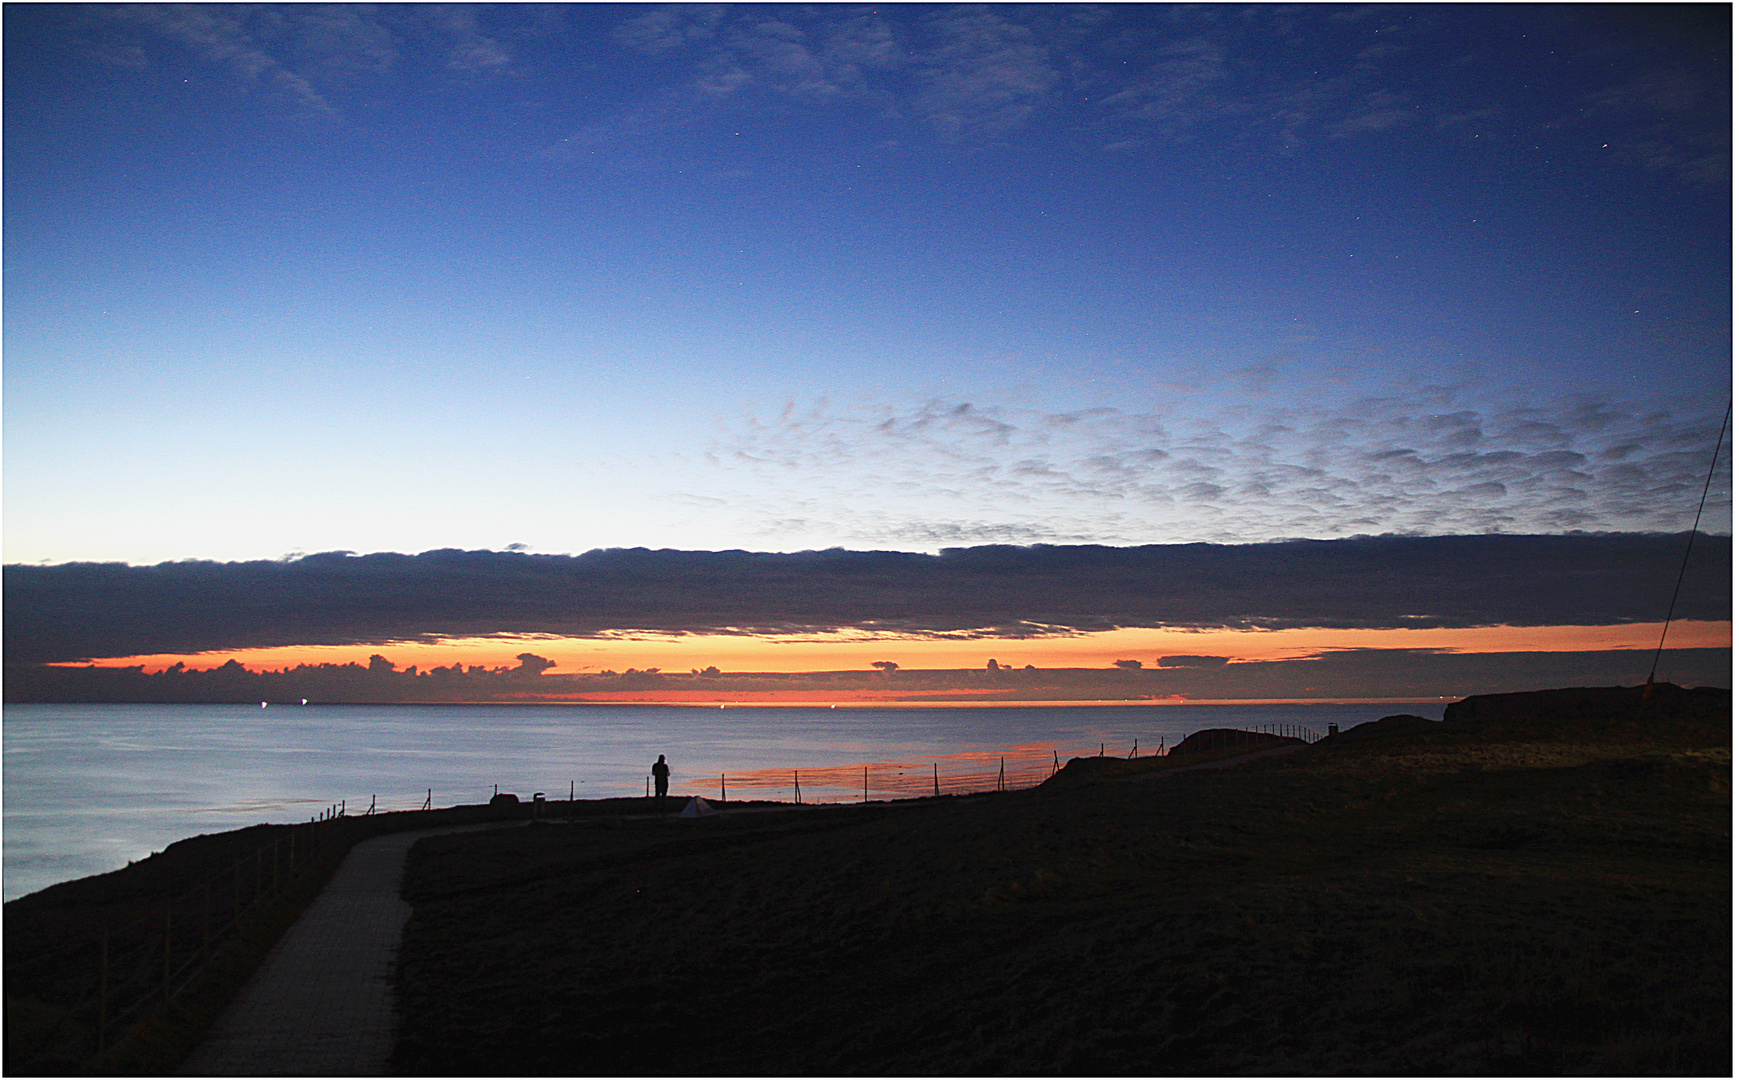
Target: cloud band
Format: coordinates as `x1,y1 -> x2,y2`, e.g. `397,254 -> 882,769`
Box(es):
6,533 -> 1728,663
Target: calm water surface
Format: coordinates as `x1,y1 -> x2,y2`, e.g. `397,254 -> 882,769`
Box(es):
2,701 -> 1423,900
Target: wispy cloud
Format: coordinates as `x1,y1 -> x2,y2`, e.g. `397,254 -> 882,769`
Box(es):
613,6 -> 728,54
114,4 -> 342,114
694,390 -> 1731,548
90,4 -> 526,118
80,5 -> 1725,183
912,8 -> 1058,139
1571,66 -> 1730,186
434,7 -> 513,75
1098,38 -> 1229,135
599,5 -> 1061,140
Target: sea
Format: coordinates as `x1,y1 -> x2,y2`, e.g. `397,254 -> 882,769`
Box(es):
1,700 -> 1438,902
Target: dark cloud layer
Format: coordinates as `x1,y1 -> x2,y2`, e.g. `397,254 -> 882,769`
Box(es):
6,534 -> 1728,664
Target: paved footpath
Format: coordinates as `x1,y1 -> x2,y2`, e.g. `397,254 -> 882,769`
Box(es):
179,821 -> 518,1076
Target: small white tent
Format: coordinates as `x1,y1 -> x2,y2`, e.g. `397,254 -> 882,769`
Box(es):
678,797 -> 719,818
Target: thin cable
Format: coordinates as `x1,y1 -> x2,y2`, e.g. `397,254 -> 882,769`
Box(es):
1646,398 -> 1731,686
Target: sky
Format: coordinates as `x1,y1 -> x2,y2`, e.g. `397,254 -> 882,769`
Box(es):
3,4 -> 1731,698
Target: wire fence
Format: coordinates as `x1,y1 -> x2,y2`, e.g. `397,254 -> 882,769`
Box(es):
671,725 -> 1327,805
324,725 -> 1332,810
301,725 -> 1332,813
8,803 -> 354,1070
9,723 -> 1327,1069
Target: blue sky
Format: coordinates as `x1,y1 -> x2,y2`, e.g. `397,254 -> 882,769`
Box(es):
5,4 -> 1730,565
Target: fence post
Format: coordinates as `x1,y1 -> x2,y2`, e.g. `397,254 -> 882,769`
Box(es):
98,927 -> 109,1053
998,757 -> 1006,791
863,766 -> 868,803
721,773 -> 726,802
934,762 -> 940,796
794,770 -> 801,805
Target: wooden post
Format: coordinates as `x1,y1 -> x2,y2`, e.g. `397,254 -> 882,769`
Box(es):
934,762 -> 940,796
863,766 -> 868,803
98,927 -> 109,1053
721,773 -> 726,802
794,770 -> 801,805
998,757 -> 1006,791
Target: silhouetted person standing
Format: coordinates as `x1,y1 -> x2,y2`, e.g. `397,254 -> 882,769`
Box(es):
652,754 -> 670,808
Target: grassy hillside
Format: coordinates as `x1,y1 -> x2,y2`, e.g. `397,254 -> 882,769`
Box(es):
393,688 -> 1730,1075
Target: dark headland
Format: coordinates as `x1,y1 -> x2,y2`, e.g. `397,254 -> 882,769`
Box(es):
6,684 -> 1729,1075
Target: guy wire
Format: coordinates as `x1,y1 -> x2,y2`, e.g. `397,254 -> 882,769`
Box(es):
1645,398 -> 1731,689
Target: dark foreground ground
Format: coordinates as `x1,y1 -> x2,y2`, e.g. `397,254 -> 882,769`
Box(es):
394,686 -> 1730,1075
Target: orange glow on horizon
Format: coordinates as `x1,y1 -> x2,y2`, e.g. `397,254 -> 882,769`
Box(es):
484,691 -> 1456,708
65,620 -> 1733,676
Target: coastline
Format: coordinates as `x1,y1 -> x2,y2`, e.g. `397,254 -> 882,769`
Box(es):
2,699 -> 1410,903
7,684 -> 1729,1074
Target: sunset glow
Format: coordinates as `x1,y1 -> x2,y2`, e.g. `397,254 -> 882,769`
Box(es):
73,620 -> 1734,676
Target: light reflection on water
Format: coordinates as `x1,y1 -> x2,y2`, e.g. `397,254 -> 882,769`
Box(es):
3,700 -> 1415,901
